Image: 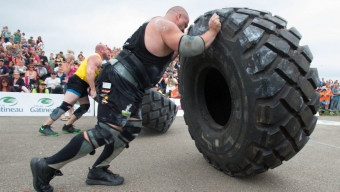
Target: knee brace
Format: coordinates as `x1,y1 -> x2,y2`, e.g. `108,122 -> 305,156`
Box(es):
73,104 -> 90,119
91,122 -> 136,168
119,120 -> 142,148
86,122 -> 123,150
50,101 -> 72,121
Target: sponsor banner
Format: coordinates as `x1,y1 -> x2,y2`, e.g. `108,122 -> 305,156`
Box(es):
0,92 -> 94,116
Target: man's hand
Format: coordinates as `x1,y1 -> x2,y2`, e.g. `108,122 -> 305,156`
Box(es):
209,13 -> 221,33
90,89 -> 97,99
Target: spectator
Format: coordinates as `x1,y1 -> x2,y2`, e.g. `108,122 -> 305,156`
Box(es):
77,54 -> 84,63
25,63 -> 37,87
9,36 -> 14,45
10,70 -> 29,93
36,36 -> 43,45
157,72 -> 167,94
21,39 -> 28,49
22,47 -> 30,62
55,54 -> 62,66
28,44 -> 34,52
0,58 -> 9,78
28,36 -> 36,47
330,82 -> 340,111
45,72 -> 62,94
173,68 -> 179,81
320,84 -> 333,111
2,26 -> 11,43
39,51 -> 48,65
32,51 -> 40,63
7,45 -> 18,58
56,67 -> 66,89
32,79 -> 49,94
54,62 -> 63,73
170,83 -> 181,98
14,60 -> 27,77
59,51 -> 66,61
0,77 -> 12,92
14,54 -> 25,66
48,53 -> 55,69
21,32 -> 26,42
165,73 -> 178,97
36,63 -> 48,80
13,29 -> 21,43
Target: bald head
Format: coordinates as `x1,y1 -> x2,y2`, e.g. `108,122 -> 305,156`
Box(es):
95,44 -> 106,52
166,6 -> 189,19
95,44 -> 109,60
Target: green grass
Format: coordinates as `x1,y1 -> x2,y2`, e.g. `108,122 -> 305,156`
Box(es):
319,109 -> 340,116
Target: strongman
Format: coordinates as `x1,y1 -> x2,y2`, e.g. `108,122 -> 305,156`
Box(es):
30,6 -> 221,191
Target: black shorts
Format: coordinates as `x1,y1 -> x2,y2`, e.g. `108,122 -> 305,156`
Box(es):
66,75 -> 89,98
96,65 -> 144,127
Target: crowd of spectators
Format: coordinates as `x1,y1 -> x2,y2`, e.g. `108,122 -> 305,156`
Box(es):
317,78 -> 340,114
155,56 -> 181,98
0,26 -> 125,95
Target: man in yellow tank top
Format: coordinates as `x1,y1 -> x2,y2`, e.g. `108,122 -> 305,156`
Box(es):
38,44 -> 110,136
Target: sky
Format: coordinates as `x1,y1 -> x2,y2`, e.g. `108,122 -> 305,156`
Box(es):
1,0 -> 339,80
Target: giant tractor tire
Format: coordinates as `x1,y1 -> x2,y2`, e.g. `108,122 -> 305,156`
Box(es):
142,89 -> 178,133
179,7 -> 319,176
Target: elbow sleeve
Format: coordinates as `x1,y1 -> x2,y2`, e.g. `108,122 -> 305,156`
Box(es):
178,35 -> 205,57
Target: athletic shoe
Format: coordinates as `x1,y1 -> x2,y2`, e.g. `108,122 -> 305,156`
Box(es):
86,165 -> 124,186
39,125 -> 59,137
62,124 -> 81,134
30,158 -> 63,192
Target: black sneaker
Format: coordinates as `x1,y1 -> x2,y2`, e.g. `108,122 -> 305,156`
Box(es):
86,165 -> 124,186
39,125 -> 59,137
62,124 -> 81,134
30,158 -> 63,192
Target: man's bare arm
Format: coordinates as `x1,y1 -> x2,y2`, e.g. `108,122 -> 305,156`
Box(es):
160,13 -> 221,55
86,56 -> 100,95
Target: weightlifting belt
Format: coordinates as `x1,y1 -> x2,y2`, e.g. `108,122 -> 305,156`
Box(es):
108,59 -> 138,87
116,49 -> 152,89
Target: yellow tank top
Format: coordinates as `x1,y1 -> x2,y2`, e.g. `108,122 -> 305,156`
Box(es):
74,53 -> 102,83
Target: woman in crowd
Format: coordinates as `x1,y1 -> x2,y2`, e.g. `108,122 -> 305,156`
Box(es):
165,73 -> 178,97
14,60 -> 27,77
0,77 -> 12,92
25,63 -> 37,87
36,36 -> 43,45
56,67 -> 66,85
49,53 -> 55,69
32,79 -> 49,94
9,70 -> 30,93
14,54 -> 25,66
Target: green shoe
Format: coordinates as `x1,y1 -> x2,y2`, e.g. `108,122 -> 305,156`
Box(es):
39,125 -> 59,137
62,124 -> 81,134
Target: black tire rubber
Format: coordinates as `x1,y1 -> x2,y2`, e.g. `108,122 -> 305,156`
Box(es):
179,7 -> 319,176
142,89 -> 178,133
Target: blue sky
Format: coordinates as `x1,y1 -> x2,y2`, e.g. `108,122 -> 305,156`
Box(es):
1,0 -> 338,80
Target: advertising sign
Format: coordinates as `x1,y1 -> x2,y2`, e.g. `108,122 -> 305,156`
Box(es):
0,93 -> 94,116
